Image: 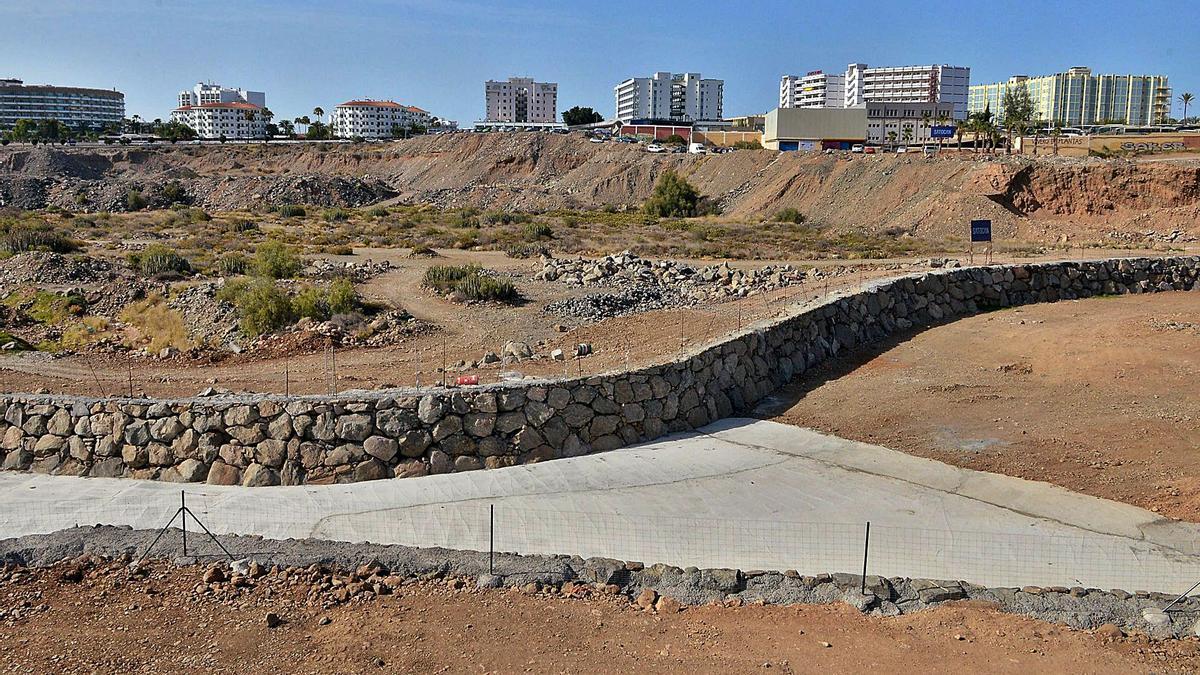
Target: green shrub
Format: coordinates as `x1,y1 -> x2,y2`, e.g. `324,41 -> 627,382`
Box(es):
523,222 -> 554,239
643,170 -> 700,218
732,140 -> 763,150
278,204 -> 306,218
367,205 -> 389,218
773,207 -> 806,224
253,240 -> 301,279
162,181 -> 187,204
327,277 -> 357,314
663,134 -> 687,145
422,264 -> 518,303
217,252 -> 248,276
126,190 -> 148,211
291,286 -> 330,321
448,210 -> 479,228
130,244 -> 192,276
322,207 -> 350,222
224,218 -> 258,233
221,279 -> 295,336
0,223 -> 79,254
409,243 -> 437,257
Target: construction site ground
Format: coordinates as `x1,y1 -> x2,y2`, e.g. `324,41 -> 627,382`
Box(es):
1,561 -> 1197,674
765,290 -> 1200,522
0,247 -> 1180,399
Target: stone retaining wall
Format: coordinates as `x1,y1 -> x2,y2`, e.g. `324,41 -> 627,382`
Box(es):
1,256 -> 1196,487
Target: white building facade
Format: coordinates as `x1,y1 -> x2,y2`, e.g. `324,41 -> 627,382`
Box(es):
331,100 -> 432,139
170,101 -> 266,139
845,63 -> 970,119
779,71 -> 846,109
484,77 -> 557,123
0,78 -> 124,131
178,82 -> 265,110
865,101 -> 957,145
614,72 -> 723,123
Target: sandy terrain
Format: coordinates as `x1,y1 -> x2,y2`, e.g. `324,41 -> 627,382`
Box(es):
766,291 -> 1200,521
1,561 -> 1196,674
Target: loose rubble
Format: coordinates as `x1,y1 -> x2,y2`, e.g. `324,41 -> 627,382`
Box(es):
2,526 -> 1199,639
302,258 -> 393,283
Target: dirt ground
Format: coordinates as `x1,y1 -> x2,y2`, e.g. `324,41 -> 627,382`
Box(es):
1,562 -> 1197,674
766,291 -> 1200,522
0,248 -> 899,398
0,247 -> 1179,399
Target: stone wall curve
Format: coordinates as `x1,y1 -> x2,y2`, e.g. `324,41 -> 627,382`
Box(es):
1,256 -> 1196,486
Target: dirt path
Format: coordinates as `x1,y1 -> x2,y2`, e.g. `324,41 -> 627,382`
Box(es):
765,291 -> 1200,522
1,562 -> 1195,673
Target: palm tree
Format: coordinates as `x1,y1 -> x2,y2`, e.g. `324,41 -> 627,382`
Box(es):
1051,124 -> 1062,156
312,107 -> 324,122
1180,92 -> 1195,122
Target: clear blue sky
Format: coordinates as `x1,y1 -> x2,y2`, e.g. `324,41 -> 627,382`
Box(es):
1,0 -> 1196,124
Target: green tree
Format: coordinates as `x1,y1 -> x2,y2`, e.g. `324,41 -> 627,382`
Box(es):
562,106 -> 604,126
1180,92 -> 1195,122
312,107 -> 324,122
254,240 -> 302,279
279,120 -> 295,137
157,121 -> 196,142
1001,85 -> 1035,154
11,119 -> 36,142
643,169 -> 700,218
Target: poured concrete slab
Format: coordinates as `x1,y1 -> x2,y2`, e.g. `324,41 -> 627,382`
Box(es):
2,418 -> 1198,591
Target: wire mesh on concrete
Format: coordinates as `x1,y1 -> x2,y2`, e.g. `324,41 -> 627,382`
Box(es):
4,494 -> 1200,596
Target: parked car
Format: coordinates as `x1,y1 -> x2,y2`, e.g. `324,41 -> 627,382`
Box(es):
895,146 -> 908,154
645,144 -> 665,153
864,146 -> 876,154
851,144 -> 864,153
688,142 -> 706,154
670,145 -> 686,153
589,137 -> 605,143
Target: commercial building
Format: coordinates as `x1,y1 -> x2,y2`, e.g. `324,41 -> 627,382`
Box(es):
614,72 -> 723,123
865,101 -> 956,145
762,107 -> 867,151
331,100 -> 431,139
779,71 -> 845,109
0,78 -> 124,131
484,77 -> 557,124
968,67 -> 1171,126
171,101 -> 265,139
178,82 -> 265,110
845,63 -> 970,119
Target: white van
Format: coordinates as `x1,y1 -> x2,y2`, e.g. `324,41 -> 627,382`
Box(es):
688,142 -> 706,154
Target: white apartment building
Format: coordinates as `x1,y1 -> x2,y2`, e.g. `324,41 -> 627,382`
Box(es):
865,101 -> 957,145
170,101 -> 265,139
0,79 -> 124,131
331,100 -> 432,139
779,71 -> 846,109
844,63 -> 970,119
178,82 -> 265,110
614,72 -> 723,123
484,77 -> 557,123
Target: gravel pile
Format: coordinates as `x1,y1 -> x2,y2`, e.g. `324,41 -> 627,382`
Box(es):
544,286 -> 686,321
166,283 -> 240,347
303,258 -> 393,282
0,252 -> 118,287
1,526 -> 1195,639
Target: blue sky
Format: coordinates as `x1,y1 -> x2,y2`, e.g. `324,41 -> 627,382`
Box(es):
1,0 -> 1196,124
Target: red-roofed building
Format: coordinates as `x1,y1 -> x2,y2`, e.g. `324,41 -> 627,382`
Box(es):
332,99 -> 432,138
171,101 -> 267,139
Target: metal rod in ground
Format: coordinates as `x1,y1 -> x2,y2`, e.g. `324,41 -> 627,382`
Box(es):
331,342 -> 337,396
1162,578 -> 1200,613
131,507 -> 182,572
861,521 -> 871,594
182,505 -> 236,562
180,491 -> 188,557
441,337 -> 447,387
489,504 -> 494,576
285,355 -> 290,399
127,359 -> 134,398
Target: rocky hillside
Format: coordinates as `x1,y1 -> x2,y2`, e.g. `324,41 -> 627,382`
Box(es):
1,134 -> 1198,243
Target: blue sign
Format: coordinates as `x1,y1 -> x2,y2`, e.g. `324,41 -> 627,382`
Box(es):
970,219 -> 992,242
930,126 -> 956,138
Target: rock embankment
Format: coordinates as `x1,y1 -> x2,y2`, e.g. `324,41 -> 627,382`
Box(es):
0,256 -> 1195,486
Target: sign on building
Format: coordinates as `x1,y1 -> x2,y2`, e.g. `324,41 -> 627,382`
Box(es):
930,126 -> 956,138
